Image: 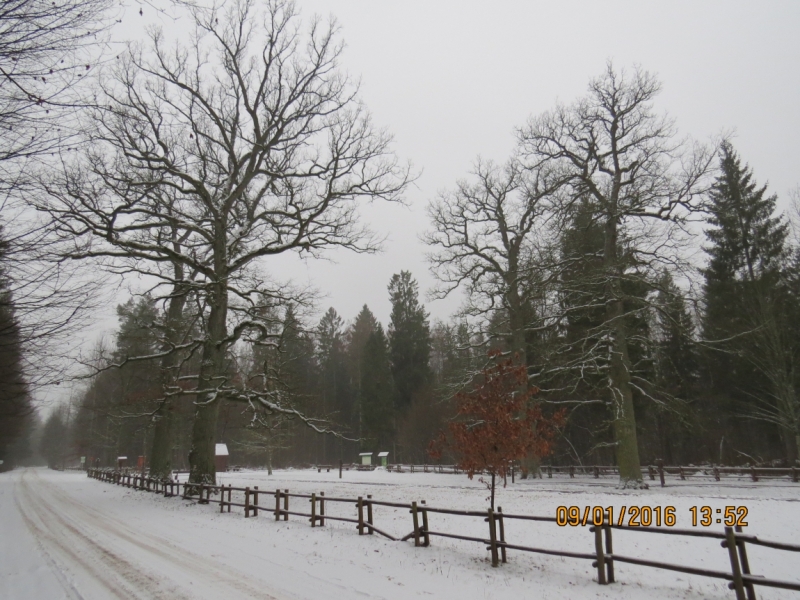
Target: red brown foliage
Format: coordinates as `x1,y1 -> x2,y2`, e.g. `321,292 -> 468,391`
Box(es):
429,352 -> 564,507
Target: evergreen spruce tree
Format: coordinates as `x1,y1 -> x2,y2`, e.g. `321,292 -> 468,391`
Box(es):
649,273 -> 699,464
275,305 -> 312,464
387,271 -> 432,411
346,305 -> 379,438
360,325 -> 395,451
701,142 -> 798,463
0,228 -> 31,469
316,308 -> 352,462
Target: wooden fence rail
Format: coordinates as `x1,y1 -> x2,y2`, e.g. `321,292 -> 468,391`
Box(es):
86,468 -> 800,598
374,463 -> 800,484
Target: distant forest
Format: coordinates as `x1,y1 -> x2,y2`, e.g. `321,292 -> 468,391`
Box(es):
36,129 -> 800,474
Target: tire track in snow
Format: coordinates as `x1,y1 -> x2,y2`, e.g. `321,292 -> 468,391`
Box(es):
16,470 -> 187,600
19,469 -> 282,600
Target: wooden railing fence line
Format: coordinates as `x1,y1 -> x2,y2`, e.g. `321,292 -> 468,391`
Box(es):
343,462 -> 799,486
86,468 -> 799,599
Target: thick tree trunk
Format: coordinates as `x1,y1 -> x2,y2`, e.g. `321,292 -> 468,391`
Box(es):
507,275 -> 541,476
773,378 -> 799,465
604,216 -> 646,489
188,279 -> 228,486
775,381 -> 800,465
149,405 -> 174,478
779,427 -> 798,466
149,278 -> 188,479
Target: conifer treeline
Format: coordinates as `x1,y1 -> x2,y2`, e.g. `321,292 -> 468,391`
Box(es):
53,142 -> 800,471
61,270 -> 477,469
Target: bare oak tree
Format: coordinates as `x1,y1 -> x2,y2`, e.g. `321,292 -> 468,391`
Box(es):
425,158 -> 562,367
0,0 -> 111,418
517,64 -> 715,487
0,0 -> 111,175
40,0 -> 409,484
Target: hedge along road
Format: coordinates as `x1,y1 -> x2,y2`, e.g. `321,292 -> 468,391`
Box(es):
1,468 -> 287,600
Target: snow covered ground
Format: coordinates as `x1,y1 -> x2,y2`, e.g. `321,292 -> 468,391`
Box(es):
2,467 -> 798,599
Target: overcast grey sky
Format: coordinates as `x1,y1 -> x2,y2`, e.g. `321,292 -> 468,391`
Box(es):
99,0 -> 800,331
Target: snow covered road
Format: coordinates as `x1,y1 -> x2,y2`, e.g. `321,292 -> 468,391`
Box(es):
2,468 -> 285,599
2,467 -> 798,599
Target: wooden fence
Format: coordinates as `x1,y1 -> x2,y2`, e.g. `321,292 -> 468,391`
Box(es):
86,468 -> 799,599
334,462 -> 799,486
540,463 -> 799,486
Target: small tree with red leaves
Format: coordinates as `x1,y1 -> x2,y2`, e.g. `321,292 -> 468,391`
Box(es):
429,352 -> 564,509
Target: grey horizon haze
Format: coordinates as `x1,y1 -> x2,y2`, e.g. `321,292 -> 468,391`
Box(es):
57,0 -> 799,404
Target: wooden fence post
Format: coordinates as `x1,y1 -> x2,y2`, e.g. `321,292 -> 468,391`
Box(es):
648,465 -> 655,481
357,496 -> 364,535
220,485 -> 225,513
487,508 -> 499,567
497,506 -> 506,563
420,501 -> 429,547
724,526 -> 747,600
793,466 -> 798,483
274,489 -> 281,521
735,525 -> 756,600
253,486 -> 259,517
603,518 -> 614,583
320,492 -> 325,526
594,466 -> 599,479
339,459 -> 342,479
679,466 -> 685,481
657,459 -> 665,487
569,465 -> 575,478
593,524 -> 607,584
714,466 -> 721,482
750,465 -> 758,482
245,487 -> 250,518
310,493 -> 317,527
367,495 -> 374,535
283,489 -> 289,521
411,501 -> 421,547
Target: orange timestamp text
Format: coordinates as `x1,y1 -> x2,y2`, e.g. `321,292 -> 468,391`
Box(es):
555,505 -> 749,527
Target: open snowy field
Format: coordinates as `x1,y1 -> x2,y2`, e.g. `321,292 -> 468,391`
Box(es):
2,467 -> 798,600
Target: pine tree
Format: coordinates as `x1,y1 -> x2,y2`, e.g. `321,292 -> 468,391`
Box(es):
705,143 -> 787,285
360,325 -> 395,452
316,308 -> 352,462
346,305 -> 379,438
648,273 -> 699,464
278,305 -> 318,464
388,271 -> 432,410
701,142 -> 798,463
0,228 -> 31,469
